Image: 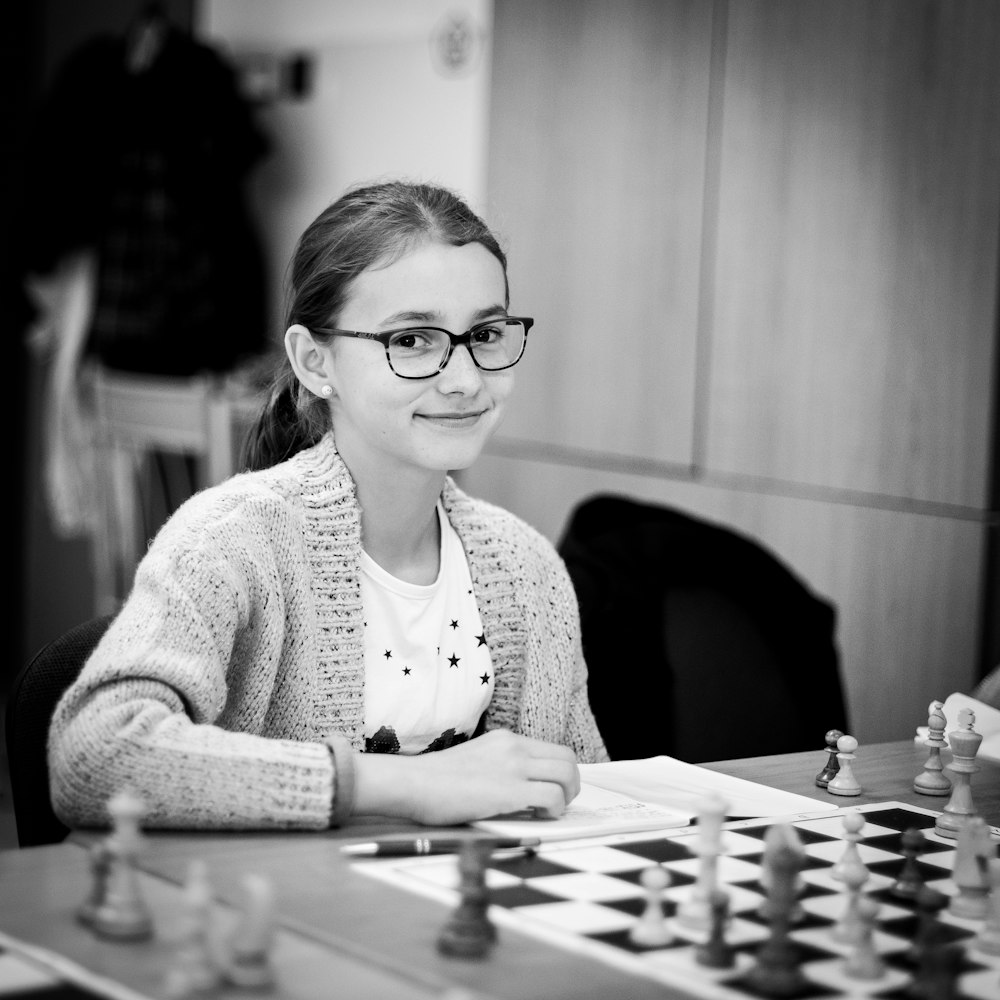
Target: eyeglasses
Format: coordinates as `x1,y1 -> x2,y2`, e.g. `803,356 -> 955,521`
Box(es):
311,316 -> 535,380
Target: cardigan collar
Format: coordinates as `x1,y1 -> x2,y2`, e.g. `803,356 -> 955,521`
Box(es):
293,434 -> 526,748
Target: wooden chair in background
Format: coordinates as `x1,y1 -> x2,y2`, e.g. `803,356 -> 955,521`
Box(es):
91,366 -> 259,614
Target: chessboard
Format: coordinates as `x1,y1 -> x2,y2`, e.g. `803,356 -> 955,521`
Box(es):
356,801 -> 1000,1000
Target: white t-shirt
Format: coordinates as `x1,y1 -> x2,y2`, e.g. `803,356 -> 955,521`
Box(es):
360,504 -> 494,754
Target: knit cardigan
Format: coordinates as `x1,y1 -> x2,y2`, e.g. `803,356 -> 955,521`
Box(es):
48,435 -> 608,830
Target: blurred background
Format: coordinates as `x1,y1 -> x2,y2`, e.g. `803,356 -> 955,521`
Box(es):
7,0 -> 1000,749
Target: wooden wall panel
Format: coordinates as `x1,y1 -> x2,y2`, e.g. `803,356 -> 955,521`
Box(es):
460,454 -> 985,746
706,0 -> 1000,507
487,0 -> 713,464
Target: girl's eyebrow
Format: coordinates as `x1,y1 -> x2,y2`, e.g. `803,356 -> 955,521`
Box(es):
378,305 -> 509,328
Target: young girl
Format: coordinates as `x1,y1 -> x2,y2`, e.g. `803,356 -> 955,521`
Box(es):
49,180 -> 608,831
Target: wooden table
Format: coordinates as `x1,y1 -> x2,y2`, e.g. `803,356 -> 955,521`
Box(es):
1,741 -> 997,1000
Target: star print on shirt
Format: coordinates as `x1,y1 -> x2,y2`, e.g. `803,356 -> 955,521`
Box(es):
449,619 -> 459,630
476,633 -> 487,647
448,653 -> 460,668
383,649 -> 392,660
480,672 -> 490,685
402,666 -> 411,676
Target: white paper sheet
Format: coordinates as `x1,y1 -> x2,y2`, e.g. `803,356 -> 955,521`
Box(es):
913,692 -> 1000,762
578,756 -> 831,818
472,756 -> 832,841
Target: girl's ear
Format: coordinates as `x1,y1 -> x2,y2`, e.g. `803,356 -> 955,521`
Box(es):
285,324 -> 334,399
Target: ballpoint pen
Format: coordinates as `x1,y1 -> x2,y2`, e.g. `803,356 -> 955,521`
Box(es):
341,836 -> 542,857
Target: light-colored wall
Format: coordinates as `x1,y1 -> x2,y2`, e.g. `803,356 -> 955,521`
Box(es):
468,0 -> 1000,745
198,0 -> 494,340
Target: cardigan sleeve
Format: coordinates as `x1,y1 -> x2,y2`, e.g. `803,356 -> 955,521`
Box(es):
47,486 -> 347,831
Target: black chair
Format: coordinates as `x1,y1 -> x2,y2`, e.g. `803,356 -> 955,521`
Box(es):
5,615 -> 113,847
558,495 -> 848,763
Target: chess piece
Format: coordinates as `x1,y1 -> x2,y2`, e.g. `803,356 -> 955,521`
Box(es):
948,815 -> 993,921
909,940 -> 963,1000
890,827 -> 927,900
224,873 -> 276,988
815,729 -> 844,787
827,734 -> 861,795
843,895 -> 885,980
676,793 -> 726,933
437,839 -> 498,959
745,838 -> 808,997
629,866 -> 673,948
90,789 -> 154,941
758,823 -> 805,924
934,708 -> 982,839
907,885 -> 949,966
165,861 -> 220,997
832,810 -> 868,884
831,854 -> 869,946
973,857 -> 1000,957
76,840 -> 113,927
914,701 -> 951,796
695,888 -> 734,969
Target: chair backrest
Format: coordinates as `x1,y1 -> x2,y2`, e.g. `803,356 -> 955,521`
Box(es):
5,615 -> 113,847
558,494 -> 848,762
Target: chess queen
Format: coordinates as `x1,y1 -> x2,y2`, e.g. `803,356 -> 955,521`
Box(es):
49,181 -> 609,832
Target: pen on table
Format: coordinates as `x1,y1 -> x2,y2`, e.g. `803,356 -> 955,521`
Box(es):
341,836 -> 542,857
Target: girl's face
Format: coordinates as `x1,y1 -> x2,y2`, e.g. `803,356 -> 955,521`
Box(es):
326,240 -> 514,481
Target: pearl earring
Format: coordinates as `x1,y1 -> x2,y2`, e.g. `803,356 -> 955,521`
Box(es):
320,385 -> 333,398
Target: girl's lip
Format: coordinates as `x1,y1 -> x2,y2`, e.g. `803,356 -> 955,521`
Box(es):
417,410 -> 485,420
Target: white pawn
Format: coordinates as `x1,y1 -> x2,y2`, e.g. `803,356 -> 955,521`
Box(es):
843,896 -> 885,980
224,874 -> 276,988
831,857 -> 869,945
832,810 -> 868,883
676,793 -> 727,932
164,860 -> 220,998
973,857 -> 1000,956
827,735 -> 861,796
629,866 -> 673,948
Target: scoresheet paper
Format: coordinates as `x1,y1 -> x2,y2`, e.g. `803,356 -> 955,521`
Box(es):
474,756 -> 830,841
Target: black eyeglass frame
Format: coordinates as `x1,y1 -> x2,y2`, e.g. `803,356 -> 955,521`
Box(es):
310,316 -> 535,380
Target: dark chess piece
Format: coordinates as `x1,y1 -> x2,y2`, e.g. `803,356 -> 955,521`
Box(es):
77,840 -> 113,927
907,885 -> 949,967
695,888 -> 735,969
815,729 -> 844,787
890,828 -> 927,900
745,836 -> 808,997
437,839 -> 498,959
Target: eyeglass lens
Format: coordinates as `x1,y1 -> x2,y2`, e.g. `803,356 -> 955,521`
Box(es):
387,319 -> 526,377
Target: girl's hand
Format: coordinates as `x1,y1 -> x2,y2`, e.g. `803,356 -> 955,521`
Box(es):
352,729 -> 580,826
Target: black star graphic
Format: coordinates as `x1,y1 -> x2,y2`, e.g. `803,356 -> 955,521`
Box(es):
448,653 -> 460,668
449,619 -> 459,630
402,666 -> 411,676
476,633 -> 487,647
480,672 -> 490,685
383,649 -> 392,660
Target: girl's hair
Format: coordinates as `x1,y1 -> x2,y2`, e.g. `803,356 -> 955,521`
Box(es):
241,180 -> 508,471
